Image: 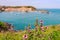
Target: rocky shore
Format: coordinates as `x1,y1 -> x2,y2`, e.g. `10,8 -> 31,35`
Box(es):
0,6 -> 49,13
0,6 -> 36,12
0,21 -> 14,32
38,10 -> 49,14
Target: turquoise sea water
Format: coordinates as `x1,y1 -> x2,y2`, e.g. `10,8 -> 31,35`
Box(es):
0,9 -> 60,30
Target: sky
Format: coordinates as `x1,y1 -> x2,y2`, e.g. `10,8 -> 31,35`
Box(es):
0,0 -> 60,8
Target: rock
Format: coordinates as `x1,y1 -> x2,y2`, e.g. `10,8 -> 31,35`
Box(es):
0,6 -> 36,12
0,22 -> 14,32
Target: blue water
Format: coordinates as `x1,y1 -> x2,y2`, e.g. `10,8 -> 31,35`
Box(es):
0,9 -> 60,30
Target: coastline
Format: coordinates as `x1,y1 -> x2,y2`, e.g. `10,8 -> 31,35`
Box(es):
0,6 -> 49,13
0,6 -> 36,12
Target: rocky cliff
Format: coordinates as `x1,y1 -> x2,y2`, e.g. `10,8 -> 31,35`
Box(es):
0,22 -> 14,32
0,6 -> 36,12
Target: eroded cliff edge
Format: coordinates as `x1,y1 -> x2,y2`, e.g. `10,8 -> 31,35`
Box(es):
0,6 -> 36,12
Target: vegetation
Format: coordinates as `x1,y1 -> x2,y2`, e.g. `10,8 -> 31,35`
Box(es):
0,19 -> 60,40
0,21 -> 13,32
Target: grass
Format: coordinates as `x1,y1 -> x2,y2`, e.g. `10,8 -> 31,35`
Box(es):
0,25 -> 60,40
0,20 -> 60,40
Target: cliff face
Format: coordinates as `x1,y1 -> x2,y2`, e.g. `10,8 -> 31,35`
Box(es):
0,6 -> 36,12
0,22 -> 14,32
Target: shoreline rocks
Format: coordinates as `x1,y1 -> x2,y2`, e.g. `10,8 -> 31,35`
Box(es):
0,6 -> 36,12
0,22 -> 14,32
38,10 -> 49,14
0,6 -> 50,14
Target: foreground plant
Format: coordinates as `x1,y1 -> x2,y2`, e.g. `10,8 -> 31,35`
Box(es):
0,20 -> 60,40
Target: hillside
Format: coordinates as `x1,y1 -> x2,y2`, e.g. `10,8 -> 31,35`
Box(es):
0,21 -> 60,40
0,6 -> 36,12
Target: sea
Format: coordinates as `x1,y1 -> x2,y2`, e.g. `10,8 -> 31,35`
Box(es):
0,9 -> 60,30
